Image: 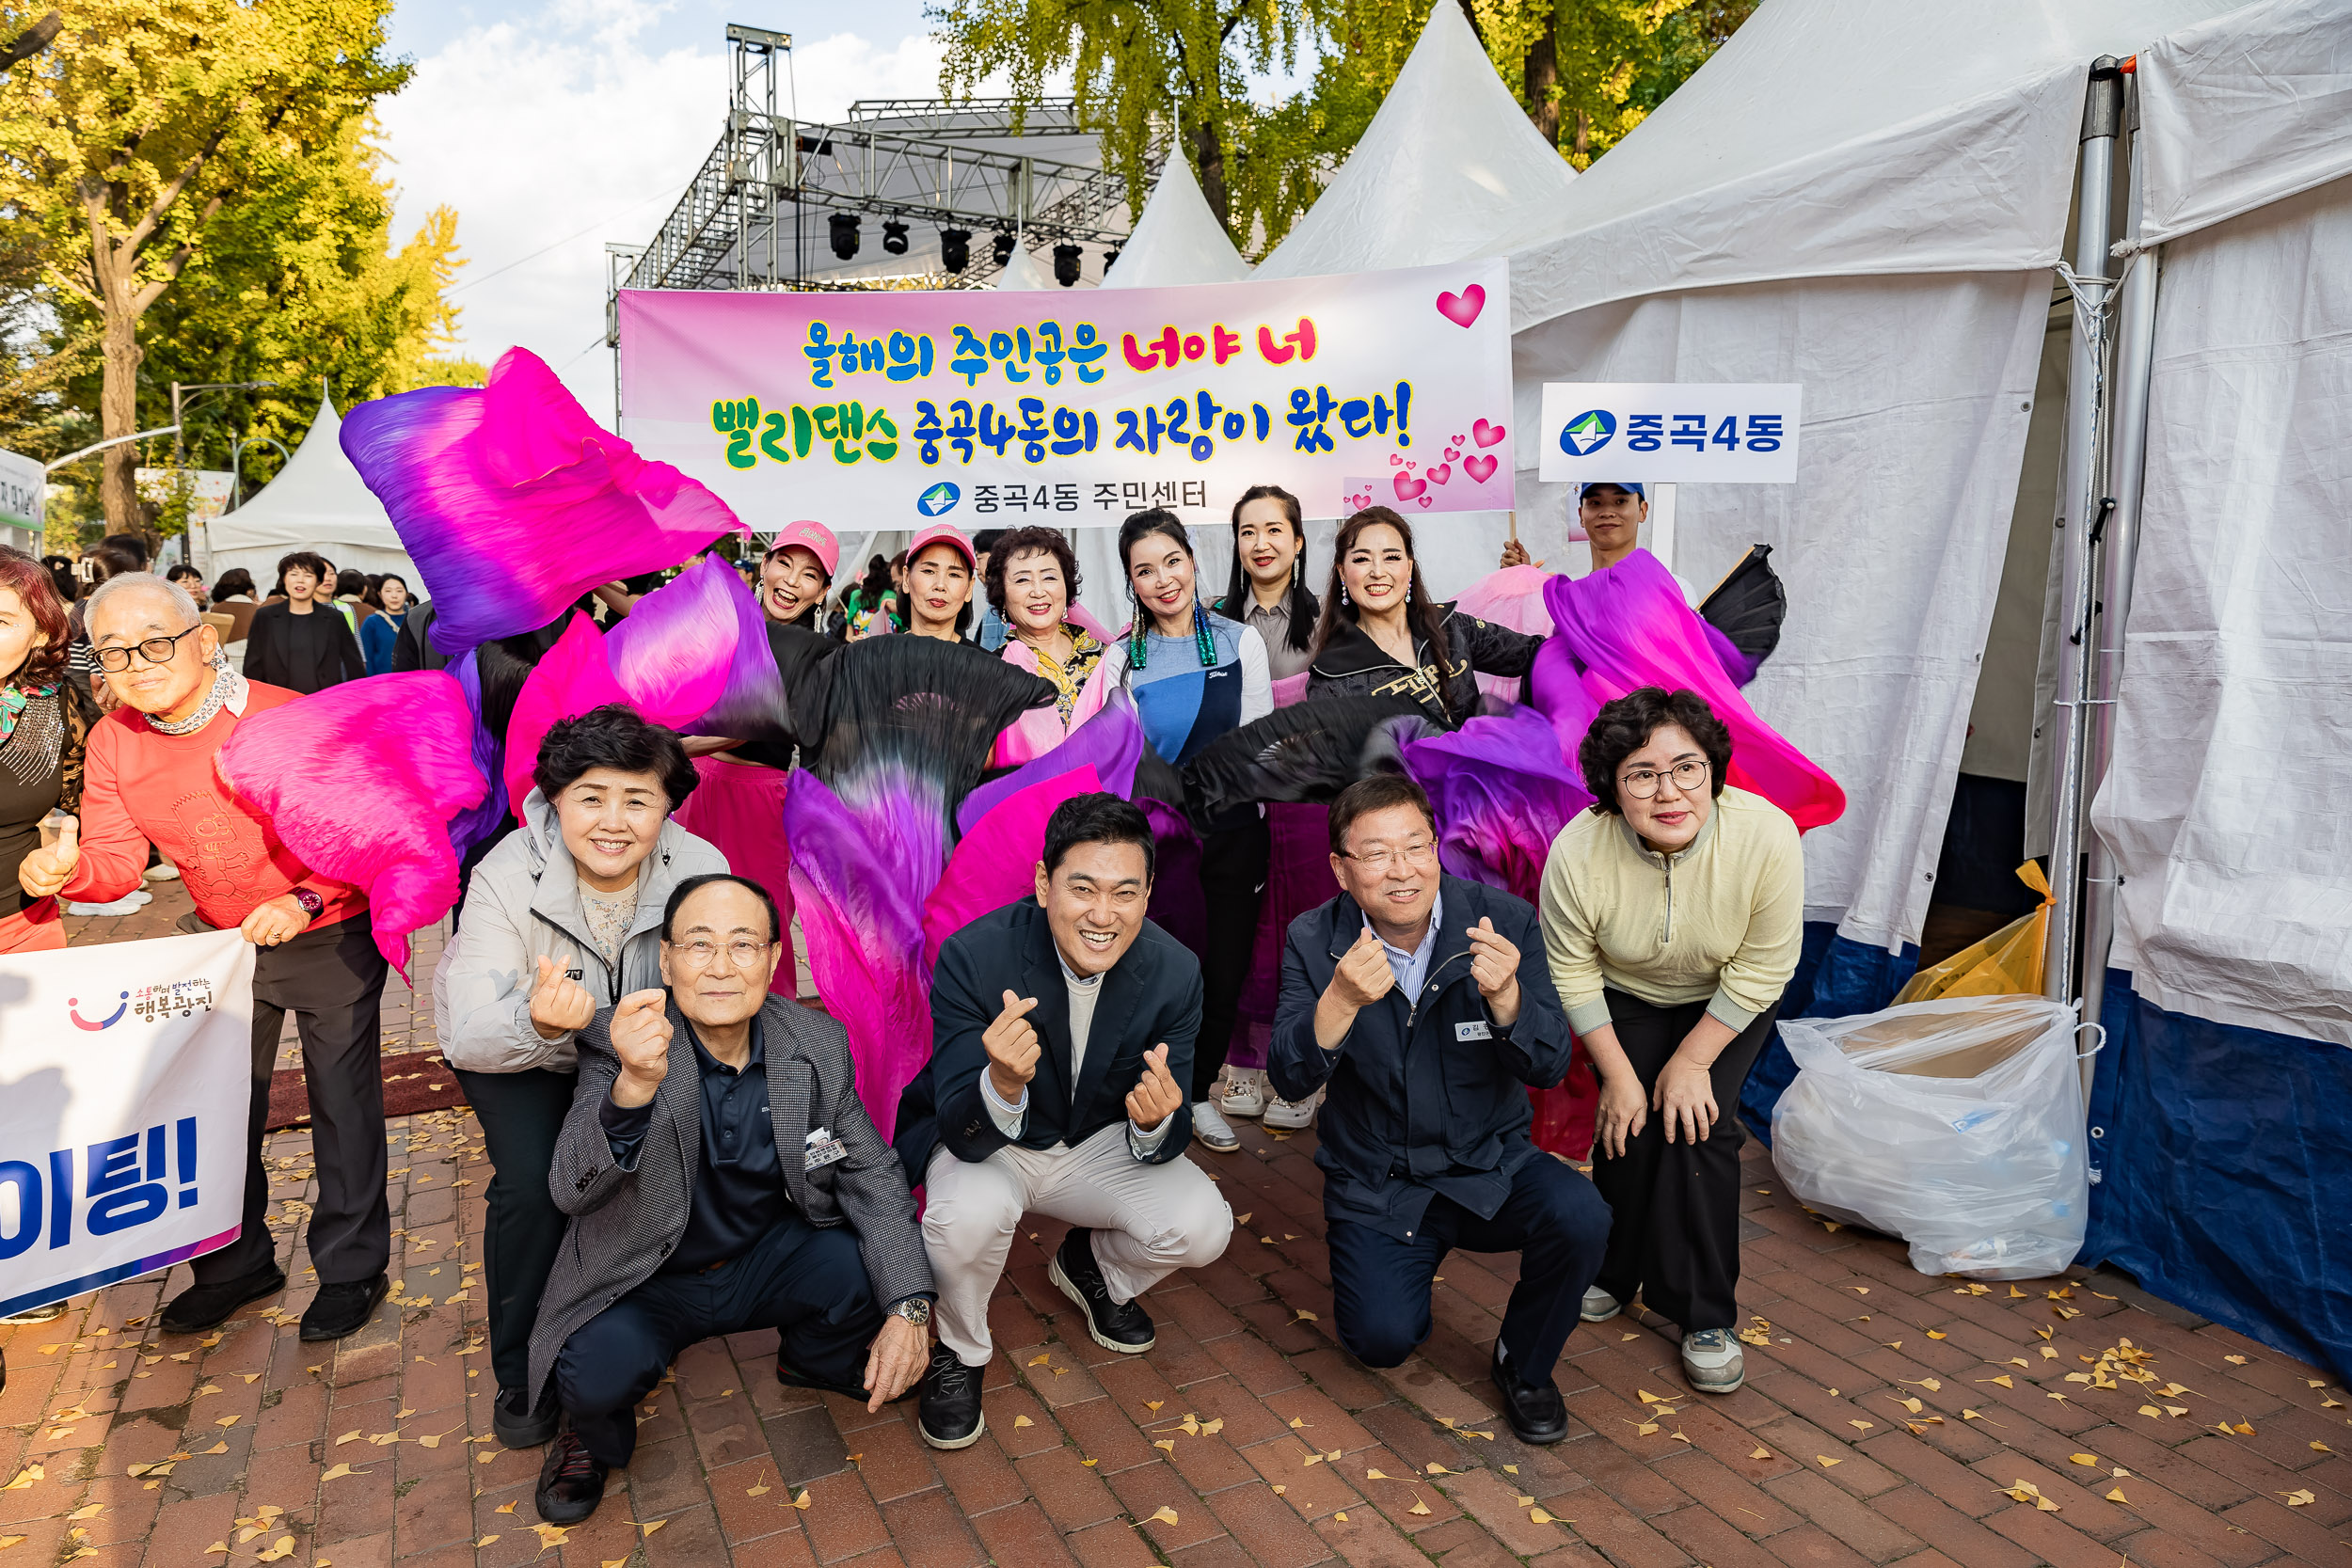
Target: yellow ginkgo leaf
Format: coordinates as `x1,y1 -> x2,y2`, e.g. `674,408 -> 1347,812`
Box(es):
1271,1485 -> 1286,1496
1529,1507 -> 1557,1525
1334,1512 -> 1348,1522
2106,1488 -> 2127,1503
790,1490 -> 811,1511
531,1523 -> 570,1548
2280,1490 -> 2315,1508
473,1538 -> 498,1549
1028,1353 -> 1051,1366
1928,1330 -> 1948,1339
2069,1454 -> 2098,1466
1141,1505 -> 1179,1527
1423,1463 -> 1450,1476
1,1466 -> 42,1491
1817,1456 -> 1841,1467
1848,1420 -> 1874,1433
1302,1453 -> 1325,1467
1082,1458 -> 1098,1467
1364,1468 -> 1390,1481
253,1537 -> 296,1562
1153,1440 -> 1175,1453
1751,1447 -> 1772,1460
320,1464 -> 367,1481
1287,1417 -> 1307,1429
1293,1309 -> 1317,1323
1981,1375 -> 2014,1388
1200,1418 -> 1223,1435
1502,1465 -> 1518,1475
1407,1496 -> 1431,1516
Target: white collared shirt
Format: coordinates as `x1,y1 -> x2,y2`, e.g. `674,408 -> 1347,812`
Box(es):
1367,889 -> 1444,1000
979,943 -> 1174,1157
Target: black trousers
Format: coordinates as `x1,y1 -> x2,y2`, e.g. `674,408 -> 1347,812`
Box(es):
199,914 -> 389,1288
451,1065 -> 577,1391
1589,988 -> 1780,1332
1325,1154 -> 1612,1382
556,1213 -> 882,1465
1194,813 -> 1271,1101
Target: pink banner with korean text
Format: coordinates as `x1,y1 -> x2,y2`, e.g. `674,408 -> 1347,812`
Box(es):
614,259 -> 1512,530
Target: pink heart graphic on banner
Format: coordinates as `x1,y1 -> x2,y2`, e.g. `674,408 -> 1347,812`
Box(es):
1426,464 -> 1452,485
1348,492 -> 1370,510
1394,473 -> 1428,503
1462,453 -> 1498,483
1419,496 -> 1432,508
1435,285 -> 1486,328
1390,453 -> 1404,467
1471,418 -> 1506,448
1444,447 -> 1462,462
1452,433 -> 1467,445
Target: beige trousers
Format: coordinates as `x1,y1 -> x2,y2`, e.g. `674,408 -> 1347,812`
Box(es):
923,1125 -> 1233,1366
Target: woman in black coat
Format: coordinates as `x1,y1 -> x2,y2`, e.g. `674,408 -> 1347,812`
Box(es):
244,550 -> 365,692
1305,506 -> 1542,729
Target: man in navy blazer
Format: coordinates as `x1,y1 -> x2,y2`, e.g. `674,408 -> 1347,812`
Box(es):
898,794 -> 1233,1450
1271,774 -> 1611,1447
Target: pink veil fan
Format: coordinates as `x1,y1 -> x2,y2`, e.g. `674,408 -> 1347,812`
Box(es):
215,673 -> 489,980
501,613 -> 628,819
340,347 -> 744,657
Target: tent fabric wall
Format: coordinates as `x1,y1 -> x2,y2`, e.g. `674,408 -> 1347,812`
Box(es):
1514,270 -> 2050,952
2134,0 -> 2352,246
2090,173 -> 2352,1046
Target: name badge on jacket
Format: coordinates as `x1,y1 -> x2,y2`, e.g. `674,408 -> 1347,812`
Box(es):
1454,1021 -> 1492,1042
803,1127 -> 850,1170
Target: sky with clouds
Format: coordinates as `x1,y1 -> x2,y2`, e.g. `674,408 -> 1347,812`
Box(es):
375,0 -> 955,423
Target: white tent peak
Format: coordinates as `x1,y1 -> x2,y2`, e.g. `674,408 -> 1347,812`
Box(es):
1102,154 -> 1252,288
994,239 -> 1052,291
202,388 -> 420,585
1254,1 -> 1576,279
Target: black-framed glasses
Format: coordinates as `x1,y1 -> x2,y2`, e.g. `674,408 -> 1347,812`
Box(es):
1619,759 -> 1709,800
91,626 -> 199,673
1340,840 -> 1438,869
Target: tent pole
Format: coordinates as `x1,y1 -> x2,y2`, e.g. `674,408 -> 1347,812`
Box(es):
2041,56 -> 2126,1009
2079,66 -> 2160,1037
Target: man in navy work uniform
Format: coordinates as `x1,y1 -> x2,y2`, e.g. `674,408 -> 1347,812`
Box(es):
897,793 -> 1234,1450
1269,774 -> 1610,1444
526,875 -> 934,1523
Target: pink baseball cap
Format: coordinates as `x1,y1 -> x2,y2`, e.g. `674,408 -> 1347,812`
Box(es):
766,519 -> 839,578
907,522 -> 977,573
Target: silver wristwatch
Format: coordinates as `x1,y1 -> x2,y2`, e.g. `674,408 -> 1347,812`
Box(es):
889,1296 -> 931,1327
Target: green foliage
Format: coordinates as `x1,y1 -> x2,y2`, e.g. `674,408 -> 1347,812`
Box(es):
930,0 -> 1751,252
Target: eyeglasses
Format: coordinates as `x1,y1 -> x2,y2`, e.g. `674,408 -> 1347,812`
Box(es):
671,939 -> 778,969
1341,840 -> 1438,869
1619,759 -> 1709,800
92,626 -> 199,673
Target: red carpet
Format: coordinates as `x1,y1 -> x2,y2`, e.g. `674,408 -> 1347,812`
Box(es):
266,1052 -> 469,1131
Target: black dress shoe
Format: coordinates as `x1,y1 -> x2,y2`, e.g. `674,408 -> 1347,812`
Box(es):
1489,1346 -> 1568,1445
494,1382 -> 563,1449
298,1274 -> 389,1342
160,1267 -> 286,1335
1049,1227 -> 1154,1354
534,1429 -> 609,1524
917,1344 -> 986,1450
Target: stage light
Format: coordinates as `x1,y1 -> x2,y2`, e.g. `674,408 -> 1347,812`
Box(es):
1053,244 -> 1083,287
882,220 -> 909,256
992,230 -> 1015,264
1103,246 -> 1121,273
829,213 -> 860,261
940,227 -> 972,273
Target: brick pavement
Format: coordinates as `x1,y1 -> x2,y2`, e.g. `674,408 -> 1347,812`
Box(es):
6,898 -> 2347,1568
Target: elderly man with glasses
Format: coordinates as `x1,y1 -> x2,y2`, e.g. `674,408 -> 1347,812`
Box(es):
525,873 -> 932,1526
14,571 -> 395,1341
1268,772 -> 1609,1445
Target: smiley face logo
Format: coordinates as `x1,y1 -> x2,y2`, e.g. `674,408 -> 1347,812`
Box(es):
70,990 -> 131,1030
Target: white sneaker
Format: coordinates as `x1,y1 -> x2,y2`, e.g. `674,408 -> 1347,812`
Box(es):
1218,1071 -> 1267,1119
1190,1101 -> 1240,1152
1580,1286 -> 1622,1323
1680,1328 -> 1745,1394
144,863 -> 182,882
65,892 -> 149,916
1263,1090 -> 1319,1131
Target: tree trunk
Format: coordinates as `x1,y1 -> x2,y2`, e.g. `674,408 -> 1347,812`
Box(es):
1454,0 -> 1484,45
1193,117 -> 1232,240
1573,108 -> 1591,164
1523,8 -> 1560,148
95,242 -> 145,535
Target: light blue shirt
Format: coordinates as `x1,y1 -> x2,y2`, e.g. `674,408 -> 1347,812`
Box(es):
1367,890 -> 1443,1000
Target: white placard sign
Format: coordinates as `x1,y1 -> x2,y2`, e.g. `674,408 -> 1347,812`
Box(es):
1539,383 -> 1803,483
0,931 -> 258,1315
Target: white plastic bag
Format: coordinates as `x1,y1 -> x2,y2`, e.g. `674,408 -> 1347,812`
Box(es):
1770,994 -> 2090,1280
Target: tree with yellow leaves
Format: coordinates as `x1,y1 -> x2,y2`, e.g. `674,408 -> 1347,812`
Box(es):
0,0 -> 449,530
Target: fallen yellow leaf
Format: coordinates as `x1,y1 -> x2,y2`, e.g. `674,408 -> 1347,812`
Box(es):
1141,1505 -> 1179,1526
1981,1375 -> 2014,1388
1013,1415 -> 1033,1427
2106,1488 -> 2127,1503
1423,1463 -> 1451,1476
1848,1420 -> 1874,1433
474,1544 -> 497,1553
321,1464 -> 367,1481
1407,1496 -> 1431,1516
1502,1465 -> 1518,1475
1293,1309 -> 1317,1323
1529,1507 -> 1558,1525
1817,1456 -> 1841,1467
1334,1511 -> 1348,1522
1271,1485 -> 1285,1495
790,1490 -> 811,1511
2280,1489 -> 2315,1508
495,1501 -> 517,1514
1928,1330 -> 1948,1340
1153,1441 -> 1175,1453
0,1467 -> 41,1492
2223,1354 -> 2248,1365
2070,1454 -> 2098,1466
1751,1447 -> 1771,1460
1364,1468 -> 1390,1481
1146,1402 -> 1165,1413
531,1523 -> 570,1548
1028,1353 -> 1050,1366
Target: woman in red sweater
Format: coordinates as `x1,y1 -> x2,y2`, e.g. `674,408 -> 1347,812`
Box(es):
16,572 -> 391,1343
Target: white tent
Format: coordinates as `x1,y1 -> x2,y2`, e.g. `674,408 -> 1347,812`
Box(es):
1507,0 -> 2239,965
1100,154 -> 1251,289
203,393 -> 423,591
1255,1 -> 1576,280
992,240 -> 1052,291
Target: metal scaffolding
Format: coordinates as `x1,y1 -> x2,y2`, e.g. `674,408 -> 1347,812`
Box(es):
612,24 -> 1154,308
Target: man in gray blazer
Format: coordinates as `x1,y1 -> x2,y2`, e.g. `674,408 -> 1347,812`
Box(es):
526,874 -> 934,1524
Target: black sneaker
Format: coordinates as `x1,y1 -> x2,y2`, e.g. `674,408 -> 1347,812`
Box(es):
533,1429 -> 608,1524
495,1382 -> 562,1449
1049,1227 -> 1154,1354
917,1345 -> 986,1450
1489,1344 -> 1568,1445
298,1274 -> 389,1342
160,1266 -> 286,1335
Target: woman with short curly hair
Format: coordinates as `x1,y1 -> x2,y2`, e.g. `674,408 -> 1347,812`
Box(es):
1538,686 -> 1803,1398
984,525 -> 1113,763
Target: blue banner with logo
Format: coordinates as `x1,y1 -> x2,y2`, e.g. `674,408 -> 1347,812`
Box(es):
1538,382 -> 1804,485
0,930 -> 257,1315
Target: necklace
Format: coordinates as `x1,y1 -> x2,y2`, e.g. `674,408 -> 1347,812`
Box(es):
149,658 -> 246,736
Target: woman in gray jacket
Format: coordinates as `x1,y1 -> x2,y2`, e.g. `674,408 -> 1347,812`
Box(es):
435,705 -> 727,1449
